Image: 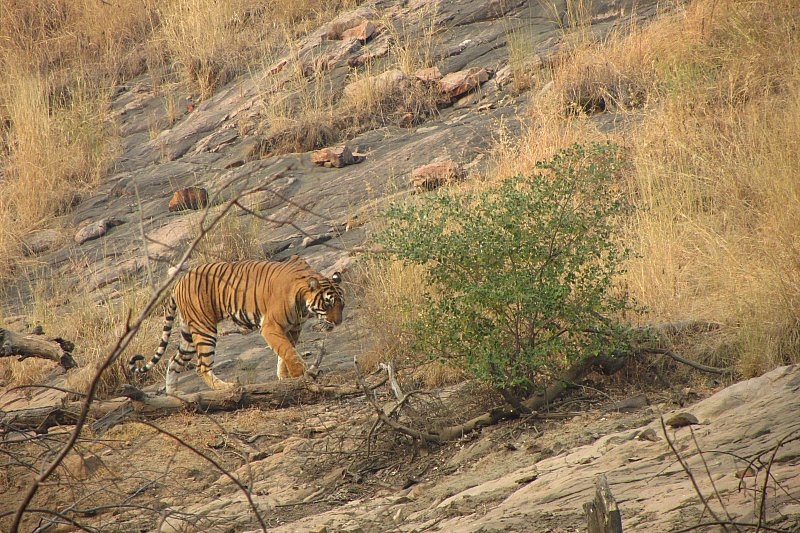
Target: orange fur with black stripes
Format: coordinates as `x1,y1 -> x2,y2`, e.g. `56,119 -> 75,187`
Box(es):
129,256 -> 344,393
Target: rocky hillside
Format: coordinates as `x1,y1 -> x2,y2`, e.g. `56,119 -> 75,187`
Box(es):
2,0 -> 799,531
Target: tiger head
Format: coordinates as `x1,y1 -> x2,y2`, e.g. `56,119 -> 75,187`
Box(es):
306,272 -> 344,327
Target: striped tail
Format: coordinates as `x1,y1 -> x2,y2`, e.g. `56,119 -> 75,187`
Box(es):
129,297 -> 177,374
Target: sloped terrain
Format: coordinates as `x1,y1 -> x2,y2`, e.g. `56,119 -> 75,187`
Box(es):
2,1 -> 799,532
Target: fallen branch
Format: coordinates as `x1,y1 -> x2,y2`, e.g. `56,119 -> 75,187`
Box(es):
357,340 -> 722,445
355,354 -> 602,445
1,379 -> 364,436
640,347 -> 728,375
0,328 -> 77,369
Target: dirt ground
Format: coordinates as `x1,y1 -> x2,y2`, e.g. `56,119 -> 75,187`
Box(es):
0,364 -> 744,532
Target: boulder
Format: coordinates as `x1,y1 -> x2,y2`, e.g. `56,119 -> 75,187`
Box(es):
168,187 -> 209,212
439,67 -> 490,98
341,20 -> 376,43
343,69 -> 408,100
311,145 -> 366,168
411,160 -> 466,192
74,218 -> 125,245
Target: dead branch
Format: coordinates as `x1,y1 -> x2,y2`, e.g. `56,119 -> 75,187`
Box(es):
660,417 -> 728,530
1,379 -> 363,435
639,347 -> 728,375
0,328 -> 77,369
355,353 -> 604,445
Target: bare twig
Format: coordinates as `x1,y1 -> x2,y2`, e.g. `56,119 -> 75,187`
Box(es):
757,432 -> 789,530
354,356 -> 442,444
133,420 -> 267,532
660,417 -> 728,531
689,427 -> 738,528
0,508 -> 96,532
641,347 -> 728,375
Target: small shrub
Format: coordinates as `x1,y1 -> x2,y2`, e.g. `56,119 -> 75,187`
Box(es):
377,143 -> 638,400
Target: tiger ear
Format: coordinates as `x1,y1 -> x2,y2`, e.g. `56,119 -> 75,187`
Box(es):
308,278 -> 320,291
331,272 -> 342,284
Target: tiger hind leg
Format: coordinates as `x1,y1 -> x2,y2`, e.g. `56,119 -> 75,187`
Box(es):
193,330 -> 234,391
165,327 -> 197,394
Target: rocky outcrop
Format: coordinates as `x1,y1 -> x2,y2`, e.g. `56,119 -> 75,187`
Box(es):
154,365 -> 800,533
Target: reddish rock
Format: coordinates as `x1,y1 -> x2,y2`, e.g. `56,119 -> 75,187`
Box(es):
325,10 -> 378,40
415,66 -> 443,82
439,67 -> 489,98
311,145 -> 366,168
411,160 -> 466,192
168,187 -> 209,212
268,58 -> 288,75
341,20 -> 376,43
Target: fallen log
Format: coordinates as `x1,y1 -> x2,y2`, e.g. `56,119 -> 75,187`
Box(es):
0,328 -> 77,369
1,398 -> 125,435
1,378 -> 365,435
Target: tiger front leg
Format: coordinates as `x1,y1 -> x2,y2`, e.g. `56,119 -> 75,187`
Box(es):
261,323 -> 307,379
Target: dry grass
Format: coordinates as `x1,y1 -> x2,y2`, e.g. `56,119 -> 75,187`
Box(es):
623,0 -> 800,376
355,256 -> 464,387
195,209 -> 267,264
364,0 -> 800,384
256,0 -> 440,156
0,0 -> 365,392
0,0 -> 362,281
0,0 -> 157,280
491,0 -> 800,376
0,276 -> 163,398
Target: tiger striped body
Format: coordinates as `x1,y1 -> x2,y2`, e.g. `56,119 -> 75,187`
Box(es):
129,256 -> 344,393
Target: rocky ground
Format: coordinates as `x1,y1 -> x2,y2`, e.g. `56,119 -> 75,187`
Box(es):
2,0 -> 800,531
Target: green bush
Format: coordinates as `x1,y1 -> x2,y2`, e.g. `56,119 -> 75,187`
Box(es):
378,143 -> 638,400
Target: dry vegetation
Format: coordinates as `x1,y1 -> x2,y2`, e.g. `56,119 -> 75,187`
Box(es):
489,0 -> 800,377
256,3 -> 441,156
1,0 -> 798,392
0,0 -> 358,279
1,1 -> 800,531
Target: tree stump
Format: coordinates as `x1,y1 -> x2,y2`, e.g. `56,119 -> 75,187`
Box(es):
585,474 -> 623,533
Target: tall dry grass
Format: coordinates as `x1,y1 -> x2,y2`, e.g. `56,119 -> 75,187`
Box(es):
365,0 -> 799,380
0,0 -> 160,279
256,0 -> 441,156
490,0 -> 800,376
624,0 -> 800,376
0,0 -> 361,279
0,276 -> 163,398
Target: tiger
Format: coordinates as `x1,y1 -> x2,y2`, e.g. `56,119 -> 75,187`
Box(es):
128,255 -> 344,394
